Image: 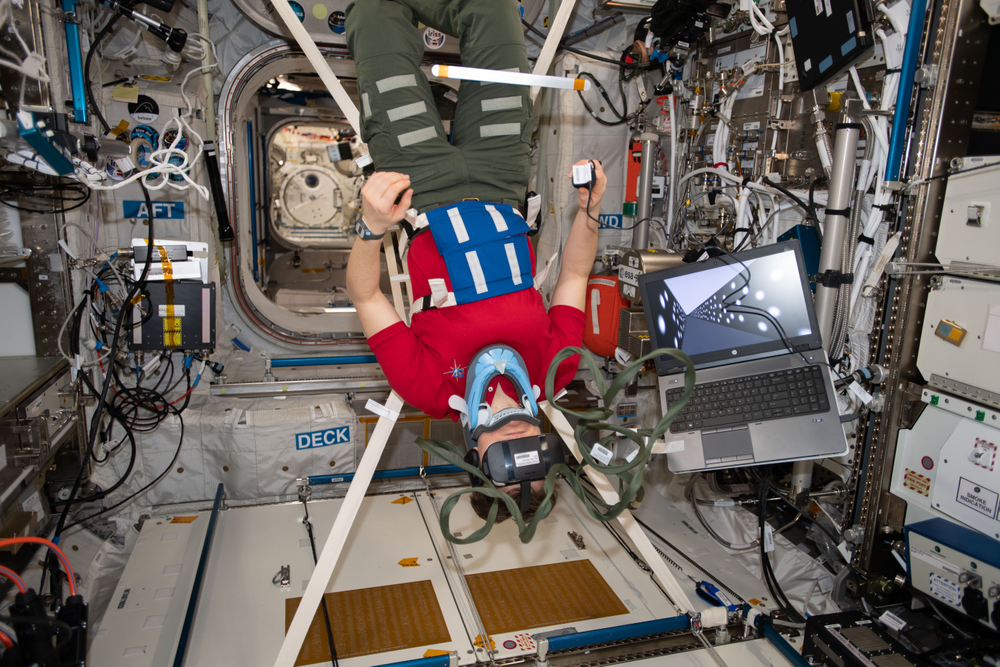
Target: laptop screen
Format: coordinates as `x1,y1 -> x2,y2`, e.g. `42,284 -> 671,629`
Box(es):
638,241 -> 822,375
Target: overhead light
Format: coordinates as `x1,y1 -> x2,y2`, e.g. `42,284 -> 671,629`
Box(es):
431,65 -> 590,91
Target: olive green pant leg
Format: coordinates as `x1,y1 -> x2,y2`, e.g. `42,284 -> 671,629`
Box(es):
346,0 -> 468,212
347,0 -> 530,211
397,0 -> 532,208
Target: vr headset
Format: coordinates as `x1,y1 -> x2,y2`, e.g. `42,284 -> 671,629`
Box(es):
463,433 -> 565,512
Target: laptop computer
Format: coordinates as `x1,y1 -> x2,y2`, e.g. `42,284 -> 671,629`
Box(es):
638,240 -> 849,473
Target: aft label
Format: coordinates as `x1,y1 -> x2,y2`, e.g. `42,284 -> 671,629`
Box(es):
123,200 -> 186,219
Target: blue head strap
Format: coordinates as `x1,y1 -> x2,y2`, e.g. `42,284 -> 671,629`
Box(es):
465,345 -> 539,432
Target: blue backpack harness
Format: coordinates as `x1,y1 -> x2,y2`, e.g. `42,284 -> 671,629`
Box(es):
409,201 -> 536,310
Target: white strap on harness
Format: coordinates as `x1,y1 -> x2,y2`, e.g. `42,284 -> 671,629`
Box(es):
534,252 -> 559,290
525,193 -> 541,230
410,278 -> 458,314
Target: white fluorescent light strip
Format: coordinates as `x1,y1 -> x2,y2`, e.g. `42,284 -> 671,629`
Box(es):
431,64 -> 591,91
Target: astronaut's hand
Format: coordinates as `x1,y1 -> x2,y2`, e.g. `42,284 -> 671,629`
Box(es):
569,159 -> 606,214
360,172 -> 413,235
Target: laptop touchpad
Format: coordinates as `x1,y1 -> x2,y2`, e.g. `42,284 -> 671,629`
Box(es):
703,427 -> 754,461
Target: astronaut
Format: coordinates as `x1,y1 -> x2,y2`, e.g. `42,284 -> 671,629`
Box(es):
345,0 -> 606,521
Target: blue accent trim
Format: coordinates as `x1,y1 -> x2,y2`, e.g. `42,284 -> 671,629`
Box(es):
377,655 -> 451,667
841,37 -> 858,57
762,622 -> 812,667
308,464 -> 463,486
466,347 -> 538,431
906,518 -> 1000,570
172,483 -> 224,667
789,17 -> 797,39
543,615 -> 689,652
818,55 -> 834,73
270,355 -> 377,368
247,122 -> 258,283
61,0 -> 88,124
17,112 -> 74,175
886,0 -> 928,182
261,135 -> 271,245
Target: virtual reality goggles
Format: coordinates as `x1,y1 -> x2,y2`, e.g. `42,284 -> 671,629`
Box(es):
463,433 -> 564,512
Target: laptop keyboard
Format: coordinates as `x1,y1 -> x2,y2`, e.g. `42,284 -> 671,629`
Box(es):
666,366 -> 831,433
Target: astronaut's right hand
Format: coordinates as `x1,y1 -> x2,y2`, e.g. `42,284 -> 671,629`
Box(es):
360,172 -> 413,236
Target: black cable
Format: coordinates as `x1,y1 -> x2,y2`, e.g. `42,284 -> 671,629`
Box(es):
576,71 -> 629,126
521,18 -> 641,68
85,12 -> 124,134
0,181 -> 91,214
1,614 -> 75,656
776,492 -> 841,544
762,177 -> 821,229
922,160 -> 1000,184
301,498 -> 340,667
755,467 -> 805,623
47,184 -> 155,604
62,407 -> 184,532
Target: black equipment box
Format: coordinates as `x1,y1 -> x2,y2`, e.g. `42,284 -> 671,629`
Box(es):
803,611 -> 935,667
127,281 -> 216,351
786,0 -> 875,91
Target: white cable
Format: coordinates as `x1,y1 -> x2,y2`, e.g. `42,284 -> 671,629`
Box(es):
75,34 -> 218,200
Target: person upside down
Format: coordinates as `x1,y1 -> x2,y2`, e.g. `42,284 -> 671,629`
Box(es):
345,0 -> 606,524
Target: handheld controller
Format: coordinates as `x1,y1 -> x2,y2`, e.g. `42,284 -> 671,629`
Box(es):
572,162 -> 596,189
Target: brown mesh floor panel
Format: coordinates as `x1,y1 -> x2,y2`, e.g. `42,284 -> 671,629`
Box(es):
465,559 -> 630,635
284,580 -> 451,666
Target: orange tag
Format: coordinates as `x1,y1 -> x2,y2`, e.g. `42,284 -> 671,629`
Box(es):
423,650 -> 450,657
398,558 -> 419,567
391,496 -> 414,505
748,598 -> 762,606
170,516 -> 197,524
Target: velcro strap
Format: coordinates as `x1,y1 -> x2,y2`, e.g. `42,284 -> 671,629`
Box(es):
412,279 -> 458,314
365,398 -> 400,422
836,123 -> 864,131
525,192 -> 541,230
825,207 -> 851,217
857,233 -> 875,246
407,208 -> 429,230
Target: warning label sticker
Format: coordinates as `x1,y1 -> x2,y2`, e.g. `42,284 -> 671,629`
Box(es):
929,573 -> 962,605
956,477 -> 999,518
903,468 -> 931,497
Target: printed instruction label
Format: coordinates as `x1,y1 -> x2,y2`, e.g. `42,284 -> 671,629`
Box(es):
903,468 -> 931,497
879,610 -> 907,632
929,572 -> 962,605
590,443 -> 613,466
158,304 -> 186,317
911,547 -> 961,576
514,451 -> 540,467
956,477 -> 999,518
743,121 -> 761,131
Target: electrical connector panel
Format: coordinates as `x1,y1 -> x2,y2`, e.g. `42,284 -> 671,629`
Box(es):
127,281 -> 216,351
906,518 -> 1000,631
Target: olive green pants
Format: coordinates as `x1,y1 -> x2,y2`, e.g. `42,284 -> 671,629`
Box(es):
346,0 -> 531,213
